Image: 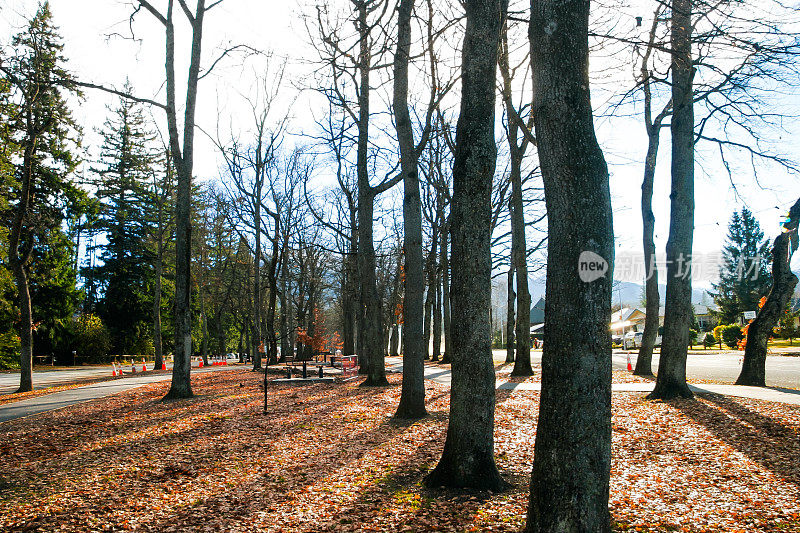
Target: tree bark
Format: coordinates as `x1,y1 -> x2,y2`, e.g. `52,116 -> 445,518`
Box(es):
635,14 -> 668,377
425,0 -> 508,491
441,224 -> 452,364
648,0 -> 694,400
506,258 -> 516,363
153,244 -> 164,370
165,0 -> 207,400
510,141 -> 533,377
737,198 -> 800,385
635,130 -> 660,376
526,0 -> 614,530
432,262 -> 442,361
393,0 -> 427,417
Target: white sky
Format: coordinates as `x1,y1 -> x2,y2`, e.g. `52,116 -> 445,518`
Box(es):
3,0 -> 799,287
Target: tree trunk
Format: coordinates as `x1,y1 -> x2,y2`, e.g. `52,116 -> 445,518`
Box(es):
635,129 -> 661,376
506,258 -> 516,363
510,138 -> 533,377
648,0 -> 694,400
393,0 -> 427,417
432,268 -> 442,361
265,241 -> 280,366
423,225 -> 438,360
11,263 -> 33,392
390,322 -> 399,357
153,236 -> 164,370
165,0 -> 207,400
425,0 -> 508,491
200,290 -> 209,365
279,263 -> 291,363
343,236 -> 358,356
252,205 -> 263,371
441,226 -> 452,364
737,202 -> 800,385
526,1 -> 614,530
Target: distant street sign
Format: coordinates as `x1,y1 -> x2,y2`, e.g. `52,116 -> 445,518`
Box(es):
744,311 -> 757,320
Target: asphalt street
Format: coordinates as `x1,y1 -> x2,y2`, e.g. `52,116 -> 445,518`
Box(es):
0,365 -> 235,423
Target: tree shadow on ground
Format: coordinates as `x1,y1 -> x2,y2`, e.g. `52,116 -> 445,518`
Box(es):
675,393 -> 800,486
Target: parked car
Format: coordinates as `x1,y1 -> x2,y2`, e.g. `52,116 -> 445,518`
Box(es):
623,331 -> 661,349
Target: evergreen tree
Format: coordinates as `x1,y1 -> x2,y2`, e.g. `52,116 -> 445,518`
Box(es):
712,207 -> 772,324
0,79 -> 19,368
91,91 -> 161,354
2,2 -> 83,390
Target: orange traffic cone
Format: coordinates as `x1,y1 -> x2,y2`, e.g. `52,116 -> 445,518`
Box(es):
161,361 -> 167,370
141,358 -> 147,372
131,362 -> 136,373
111,363 -> 117,377
627,354 -> 633,372
198,358 -> 203,368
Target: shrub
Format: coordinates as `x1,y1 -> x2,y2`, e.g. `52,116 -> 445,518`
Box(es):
713,324 -> 726,348
703,332 -> 716,348
72,314 -> 112,363
721,324 -> 744,349
0,330 -> 19,369
688,329 -> 698,347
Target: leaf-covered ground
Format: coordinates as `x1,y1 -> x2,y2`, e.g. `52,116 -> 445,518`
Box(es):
0,368 -> 798,532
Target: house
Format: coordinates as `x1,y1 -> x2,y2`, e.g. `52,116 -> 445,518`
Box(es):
610,307 -> 647,335
529,297 -> 545,338
694,304 -> 719,331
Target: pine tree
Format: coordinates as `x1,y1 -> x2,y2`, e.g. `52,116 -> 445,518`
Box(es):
92,90 -> 161,354
712,207 -> 772,324
2,2 -> 82,390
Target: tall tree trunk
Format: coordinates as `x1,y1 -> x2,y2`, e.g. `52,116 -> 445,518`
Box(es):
165,0 -> 207,400
737,199 -> 800,385
635,129 -> 661,376
200,293 -> 209,365
358,195 -> 387,385
252,206 -> 263,370
265,239 -> 280,366
342,251 -> 357,356
441,226 -> 452,364
506,258 -> 516,363
11,137 -> 36,392
648,0 -> 694,400
352,1 -> 387,386
11,263 -> 33,392
634,16 -> 668,377
499,17 -> 533,377
432,269 -> 442,361
390,323 -> 399,357
153,246 -> 164,370
423,228 -> 438,360
279,262 -> 290,363
393,0 -> 427,417
510,141 -> 533,377
526,0 -> 614,530
425,0 -> 508,491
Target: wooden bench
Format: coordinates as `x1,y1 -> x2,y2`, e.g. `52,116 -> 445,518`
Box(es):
34,354 -> 54,366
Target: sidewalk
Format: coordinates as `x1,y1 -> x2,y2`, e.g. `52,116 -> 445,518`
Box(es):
385,357 -> 800,406
497,381 -> 800,405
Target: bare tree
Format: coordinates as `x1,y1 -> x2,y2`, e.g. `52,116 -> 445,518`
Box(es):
737,198 -> 800,385
425,0 -> 509,491
648,0 -> 695,400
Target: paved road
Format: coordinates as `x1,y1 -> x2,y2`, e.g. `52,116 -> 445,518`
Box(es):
0,366 -> 235,424
610,350 -> 800,389
0,360 -> 221,394
386,352 -> 800,405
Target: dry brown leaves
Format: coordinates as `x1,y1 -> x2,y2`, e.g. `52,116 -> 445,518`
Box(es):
0,369 -> 798,532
